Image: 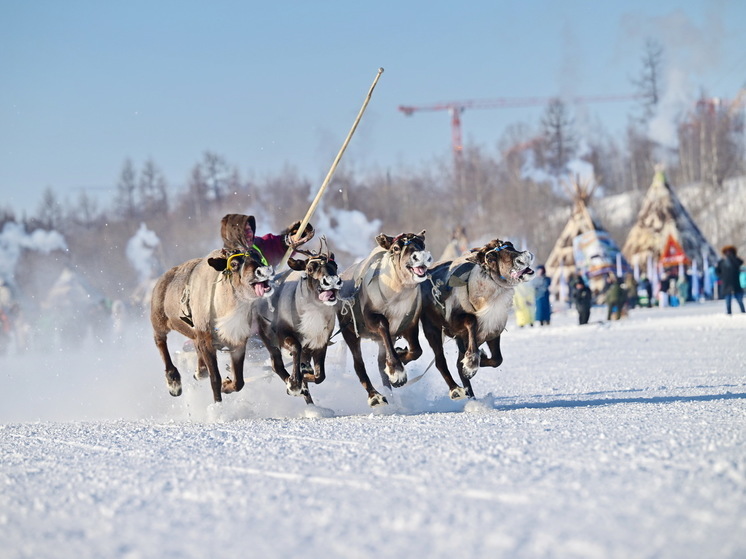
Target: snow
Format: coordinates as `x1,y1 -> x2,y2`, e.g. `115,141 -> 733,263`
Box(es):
1,301 -> 745,559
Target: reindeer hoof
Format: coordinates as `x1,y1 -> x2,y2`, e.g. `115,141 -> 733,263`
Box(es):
194,366 -> 209,380
461,352 -> 480,378
368,393 -> 388,407
385,364 -> 407,387
449,387 -> 468,400
166,371 -> 182,397
222,379 -> 236,394
285,380 -> 304,397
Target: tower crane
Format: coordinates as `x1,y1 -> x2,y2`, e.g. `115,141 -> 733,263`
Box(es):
398,94 -> 643,168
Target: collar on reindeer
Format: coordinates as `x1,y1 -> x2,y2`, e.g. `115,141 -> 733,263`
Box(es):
226,246 -> 268,271
489,243 -> 512,254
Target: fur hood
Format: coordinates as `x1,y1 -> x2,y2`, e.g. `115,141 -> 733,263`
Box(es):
220,214 -> 256,252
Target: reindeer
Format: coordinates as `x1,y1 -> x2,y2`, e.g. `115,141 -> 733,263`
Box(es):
254,238 -> 342,404
420,239 -> 534,399
337,231 -> 432,407
150,248 -> 274,403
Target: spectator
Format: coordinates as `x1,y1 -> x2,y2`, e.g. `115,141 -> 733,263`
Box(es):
572,278 -> 593,325
513,281 -> 535,328
715,245 -> 745,315
533,265 -> 552,326
605,274 -> 627,320
637,275 -> 653,308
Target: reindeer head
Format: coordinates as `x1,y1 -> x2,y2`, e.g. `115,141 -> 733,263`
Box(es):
207,248 -> 275,300
288,237 -> 342,306
376,230 -> 432,284
468,239 -> 535,286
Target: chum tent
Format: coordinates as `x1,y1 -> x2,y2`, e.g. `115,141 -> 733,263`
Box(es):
544,176 -> 629,296
622,168 -> 717,273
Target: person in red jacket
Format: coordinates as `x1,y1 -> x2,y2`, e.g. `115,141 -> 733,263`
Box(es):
179,214 -> 314,326
218,213 -> 314,267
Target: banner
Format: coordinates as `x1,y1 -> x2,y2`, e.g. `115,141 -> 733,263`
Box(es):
659,234 -> 689,267
573,230 -> 628,279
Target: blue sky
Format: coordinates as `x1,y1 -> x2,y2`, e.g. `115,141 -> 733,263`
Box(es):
2,0 -> 745,215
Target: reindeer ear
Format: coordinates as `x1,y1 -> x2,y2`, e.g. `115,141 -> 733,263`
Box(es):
247,215 -> 256,234
418,229 -> 426,239
287,258 -> 306,271
376,234 -> 394,250
208,257 -> 228,272
467,249 -> 485,265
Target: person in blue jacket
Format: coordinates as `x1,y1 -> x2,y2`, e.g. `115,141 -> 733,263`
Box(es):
534,265 -> 552,326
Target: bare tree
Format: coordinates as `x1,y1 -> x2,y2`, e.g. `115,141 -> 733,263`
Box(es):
678,94 -> 745,188
541,98 -> 576,177
114,159 -> 138,220
139,159 -> 168,217
202,151 -> 229,203
632,38 -> 664,124
69,190 -> 101,228
35,187 -> 64,230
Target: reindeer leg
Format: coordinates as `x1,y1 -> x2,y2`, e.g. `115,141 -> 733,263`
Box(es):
222,345 -> 246,394
307,347 -> 327,384
421,320 -> 466,400
285,336 -> 306,397
367,312 -> 407,387
258,329 -> 291,386
459,314 -> 480,378
194,332 -> 222,403
340,326 -> 387,407
479,336 -> 503,368
377,343 -> 392,390
154,329 -> 182,397
396,324 -> 423,365
195,356 -> 208,379
455,337 -> 475,399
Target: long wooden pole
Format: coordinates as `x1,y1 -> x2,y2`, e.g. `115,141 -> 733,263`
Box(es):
277,67 -> 384,270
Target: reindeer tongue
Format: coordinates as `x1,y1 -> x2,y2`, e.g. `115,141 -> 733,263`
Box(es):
412,266 -> 427,277
253,282 -> 268,297
318,290 -> 336,302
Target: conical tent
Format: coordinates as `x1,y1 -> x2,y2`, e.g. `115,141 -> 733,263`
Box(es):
544,176 -> 628,295
622,168 -> 717,272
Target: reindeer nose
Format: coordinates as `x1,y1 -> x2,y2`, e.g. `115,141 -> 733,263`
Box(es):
518,251 -> 535,266
257,265 -> 274,280
414,250 -> 433,267
324,276 -> 342,290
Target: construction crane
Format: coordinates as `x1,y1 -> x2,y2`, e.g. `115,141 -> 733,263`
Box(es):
398,94 -> 643,169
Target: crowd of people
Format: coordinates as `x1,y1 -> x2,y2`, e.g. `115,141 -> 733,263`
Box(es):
514,244 -> 745,327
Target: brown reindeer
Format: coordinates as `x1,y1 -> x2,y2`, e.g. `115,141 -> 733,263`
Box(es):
150,248 -> 274,403
254,238 -> 342,405
337,231 -> 432,407
420,239 -> 534,399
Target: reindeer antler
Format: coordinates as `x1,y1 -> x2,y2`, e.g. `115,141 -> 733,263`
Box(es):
293,236 -> 329,259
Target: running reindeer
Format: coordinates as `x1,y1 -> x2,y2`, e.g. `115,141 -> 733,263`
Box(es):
337,231 -> 432,407
420,239 -> 534,399
254,237 -> 342,404
150,248 -> 275,403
